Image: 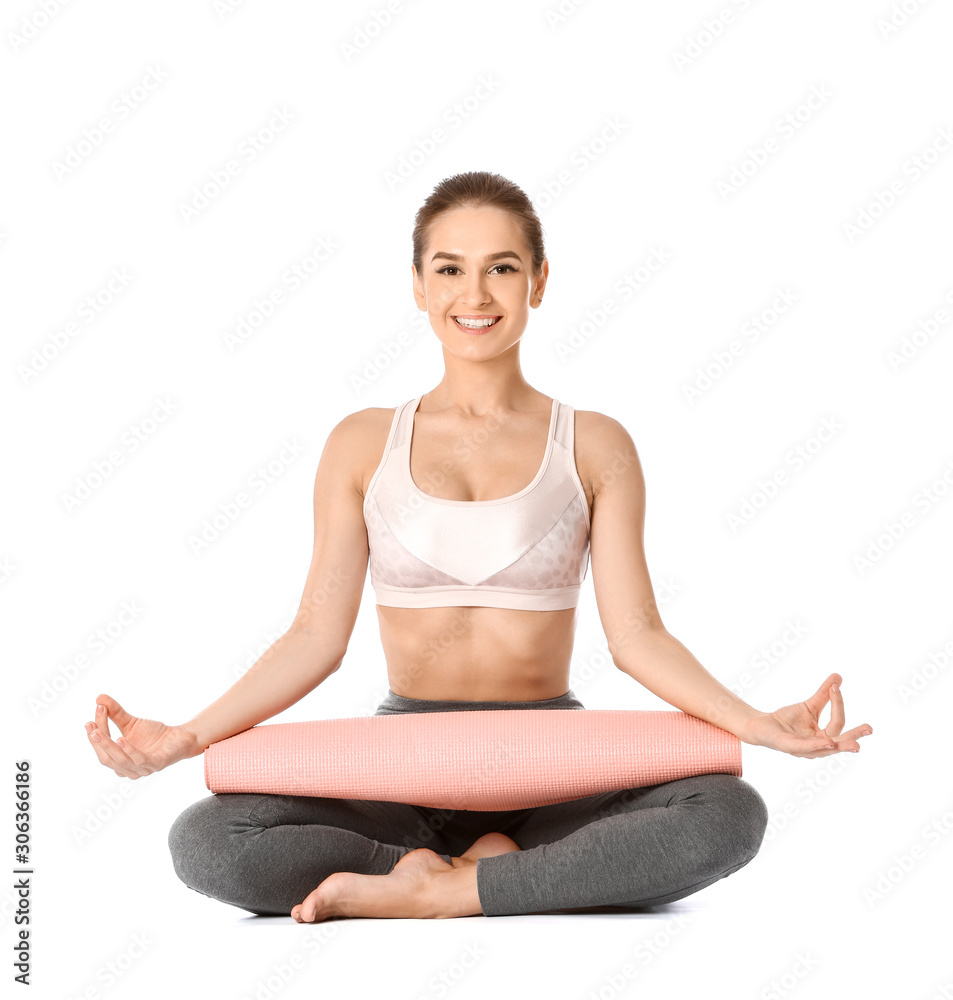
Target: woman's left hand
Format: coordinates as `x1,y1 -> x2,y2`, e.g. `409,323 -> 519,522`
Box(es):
740,672 -> 873,758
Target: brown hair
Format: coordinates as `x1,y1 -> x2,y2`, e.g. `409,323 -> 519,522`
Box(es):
412,171 -> 546,277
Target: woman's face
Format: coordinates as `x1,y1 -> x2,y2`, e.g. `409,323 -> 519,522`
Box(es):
412,204 -> 548,359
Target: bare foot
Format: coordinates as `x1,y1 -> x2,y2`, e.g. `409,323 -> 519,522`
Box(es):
290,832 -> 521,923
447,831 -> 522,868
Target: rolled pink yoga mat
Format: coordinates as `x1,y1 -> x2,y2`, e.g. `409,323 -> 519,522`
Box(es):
204,710 -> 741,811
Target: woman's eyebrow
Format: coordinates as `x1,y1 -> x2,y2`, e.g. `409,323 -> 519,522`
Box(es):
430,250 -> 522,262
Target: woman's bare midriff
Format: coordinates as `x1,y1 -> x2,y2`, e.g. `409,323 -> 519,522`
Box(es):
361,397 -> 593,702
376,604 -> 578,701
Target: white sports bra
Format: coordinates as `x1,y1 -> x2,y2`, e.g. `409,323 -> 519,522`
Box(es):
363,395 -> 591,611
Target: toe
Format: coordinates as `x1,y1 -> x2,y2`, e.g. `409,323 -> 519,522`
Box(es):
301,891 -> 321,922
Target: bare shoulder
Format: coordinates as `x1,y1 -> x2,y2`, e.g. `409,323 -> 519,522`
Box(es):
323,405 -> 400,496
572,407 -> 642,503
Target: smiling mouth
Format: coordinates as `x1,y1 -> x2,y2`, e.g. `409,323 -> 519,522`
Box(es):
452,315 -> 501,330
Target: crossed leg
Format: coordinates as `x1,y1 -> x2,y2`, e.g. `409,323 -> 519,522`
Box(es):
168,773 -> 768,920
473,773 -> 770,916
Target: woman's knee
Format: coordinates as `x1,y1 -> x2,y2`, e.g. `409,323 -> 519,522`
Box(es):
699,773 -> 769,861
168,797 -> 212,890
167,794 -> 255,895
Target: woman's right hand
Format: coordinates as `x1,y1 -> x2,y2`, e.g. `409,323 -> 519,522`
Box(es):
85,694 -> 202,779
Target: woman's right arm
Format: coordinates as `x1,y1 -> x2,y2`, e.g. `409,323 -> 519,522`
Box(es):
85,411 -> 376,778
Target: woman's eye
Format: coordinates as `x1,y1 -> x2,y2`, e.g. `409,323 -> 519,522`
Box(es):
435,264 -> 517,275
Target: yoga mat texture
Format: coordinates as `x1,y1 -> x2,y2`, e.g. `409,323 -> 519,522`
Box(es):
204,710 -> 742,810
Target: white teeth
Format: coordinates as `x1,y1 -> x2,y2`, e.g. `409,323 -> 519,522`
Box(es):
454,316 -> 499,329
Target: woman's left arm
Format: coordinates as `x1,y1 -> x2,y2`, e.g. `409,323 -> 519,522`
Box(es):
581,412 -> 873,759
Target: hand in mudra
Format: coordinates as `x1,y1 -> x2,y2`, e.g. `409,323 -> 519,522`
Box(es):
85,694 -> 199,778
741,672 -> 873,759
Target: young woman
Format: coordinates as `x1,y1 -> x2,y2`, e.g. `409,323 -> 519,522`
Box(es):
85,171 -> 873,922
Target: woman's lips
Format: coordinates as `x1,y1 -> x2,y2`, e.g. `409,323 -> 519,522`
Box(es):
452,316 -> 501,333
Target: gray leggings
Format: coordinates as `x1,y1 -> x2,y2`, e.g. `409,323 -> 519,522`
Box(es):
168,689 -> 769,917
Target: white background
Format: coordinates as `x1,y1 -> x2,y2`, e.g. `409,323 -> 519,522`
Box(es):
3,0 -> 952,998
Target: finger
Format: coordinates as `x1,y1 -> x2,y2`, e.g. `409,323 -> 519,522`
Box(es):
86,726 -> 119,769
797,723 -> 873,757
87,731 -> 138,778
96,693 -> 135,733
94,702 -> 111,741
775,731 -> 836,756
832,723 -> 874,753
88,727 -> 140,778
825,682 -> 845,738
113,737 -> 155,774
804,672 -> 840,718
